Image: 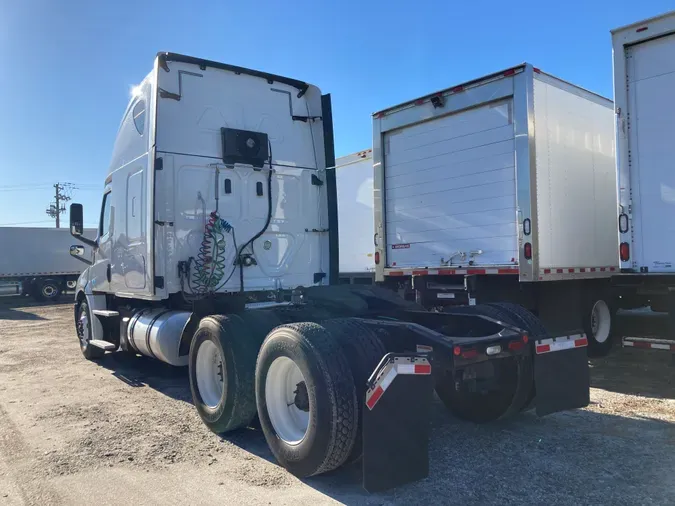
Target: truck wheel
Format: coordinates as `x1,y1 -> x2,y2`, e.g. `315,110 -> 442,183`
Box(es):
484,303 -> 547,411
435,357 -> 520,423
255,323 -> 358,477
436,304 -> 534,422
36,279 -> 61,302
189,315 -> 258,434
584,298 -> 613,358
76,301 -> 105,360
320,318 -> 386,463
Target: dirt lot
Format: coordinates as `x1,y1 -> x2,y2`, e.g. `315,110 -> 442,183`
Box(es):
1,300 -> 674,505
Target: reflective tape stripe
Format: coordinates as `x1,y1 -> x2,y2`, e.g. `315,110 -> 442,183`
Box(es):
536,334 -> 587,354
365,357 -> 432,410
385,267 -> 518,277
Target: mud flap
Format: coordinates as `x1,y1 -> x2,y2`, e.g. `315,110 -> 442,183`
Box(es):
534,334 -> 590,417
362,354 -> 433,493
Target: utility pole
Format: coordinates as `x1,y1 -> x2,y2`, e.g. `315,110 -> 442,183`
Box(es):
45,183 -> 72,228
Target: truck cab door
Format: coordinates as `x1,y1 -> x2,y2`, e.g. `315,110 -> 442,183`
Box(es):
89,190 -> 113,293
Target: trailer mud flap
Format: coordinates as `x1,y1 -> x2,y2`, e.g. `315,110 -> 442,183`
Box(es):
362,354 -> 433,493
534,334 -> 590,417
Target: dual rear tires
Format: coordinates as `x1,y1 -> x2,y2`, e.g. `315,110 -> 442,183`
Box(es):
188,315 -> 381,477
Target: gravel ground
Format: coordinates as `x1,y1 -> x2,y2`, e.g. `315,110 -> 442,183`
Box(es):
0,299 -> 674,505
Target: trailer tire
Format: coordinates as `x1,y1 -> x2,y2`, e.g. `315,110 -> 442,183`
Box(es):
583,298 -> 614,358
35,279 -> 61,302
436,304 -> 534,422
189,314 -> 258,434
76,300 -> 105,360
256,323 -> 358,477
320,318 -> 386,463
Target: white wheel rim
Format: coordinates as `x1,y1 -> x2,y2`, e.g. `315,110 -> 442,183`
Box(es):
67,281 -> 76,289
591,300 -> 611,344
195,341 -> 225,409
42,285 -> 56,297
265,357 -> 310,445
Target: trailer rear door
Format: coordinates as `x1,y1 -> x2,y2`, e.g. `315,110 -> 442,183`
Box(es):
626,33 -> 675,272
383,100 -> 517,268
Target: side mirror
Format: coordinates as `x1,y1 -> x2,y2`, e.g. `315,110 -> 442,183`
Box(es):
70,203 -> 84,236
69,203 -> 97,248
70,245 -> 92,266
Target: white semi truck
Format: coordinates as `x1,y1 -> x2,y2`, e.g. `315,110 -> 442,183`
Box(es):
611,11 -> 675,354
68,52 -> 591,491
0,227 -> 95,301
372,64 -> 618,358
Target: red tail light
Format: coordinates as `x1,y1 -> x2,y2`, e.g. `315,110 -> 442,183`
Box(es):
620,242 -> 630,262
524,242 -> 532,260
508,340 -> 524,351
374,251 -> 380,265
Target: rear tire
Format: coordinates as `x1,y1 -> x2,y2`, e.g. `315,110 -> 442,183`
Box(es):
436,303 -> 534,422
255,323 -> 358,477
320,318 -> 386,463
583,298 -> 614,358
35,279 -> 61,302
189,315 -> 258,434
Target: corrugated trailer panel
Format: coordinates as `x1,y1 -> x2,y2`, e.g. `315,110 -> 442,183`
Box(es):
384,100 -> 517,268
533,73 -> 617,274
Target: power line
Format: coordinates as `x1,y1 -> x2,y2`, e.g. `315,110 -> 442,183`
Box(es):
0,220 -> 54,226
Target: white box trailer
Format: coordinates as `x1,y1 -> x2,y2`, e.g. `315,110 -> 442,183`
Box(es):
0,227 -> 96,301
336,149 -> 376,284
372,63 -> 619,355
611,11 -> 675,353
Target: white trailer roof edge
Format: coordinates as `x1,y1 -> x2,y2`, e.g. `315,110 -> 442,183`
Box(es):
611,10 -> 675,35
372,63 -> 611,119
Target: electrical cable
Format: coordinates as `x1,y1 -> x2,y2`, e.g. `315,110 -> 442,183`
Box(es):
236,140 -> 274,293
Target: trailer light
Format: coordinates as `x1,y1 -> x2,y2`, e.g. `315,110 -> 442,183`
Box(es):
619,213 -> 629,233
636,26 -> 648,33
461,349 -> 478,359
524,242 -> 532,260
486,345 -> 501,355
523,218 -> 531,236
453,346 -> 461,356
522,334 -> 529,344
503,68 -> 516,76
374,251 -> 380,265
620,242 -> 630,262
508,340 -> 524,351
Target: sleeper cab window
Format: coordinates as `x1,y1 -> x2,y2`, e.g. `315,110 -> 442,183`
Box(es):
132,99 -> 146,135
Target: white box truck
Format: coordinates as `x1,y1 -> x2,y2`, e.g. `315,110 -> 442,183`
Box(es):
372,64 -> 618,356
336,149 -> 376,284
0,227 -> 96,301
66,52 -> 590,491
611,11 -> 675,353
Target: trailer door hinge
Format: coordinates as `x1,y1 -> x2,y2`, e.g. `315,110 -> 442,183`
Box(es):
154,220 -> 174,226
154,276 -> 165,289
155,157 -> 163,170
305,228 -> 329,233
311,174 -> 324,186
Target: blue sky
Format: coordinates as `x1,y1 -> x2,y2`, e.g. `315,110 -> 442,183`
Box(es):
0,0 -> 671,227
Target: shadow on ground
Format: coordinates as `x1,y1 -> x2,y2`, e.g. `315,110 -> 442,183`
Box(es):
90,334 -> 675,505
590,311 -> 675,400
